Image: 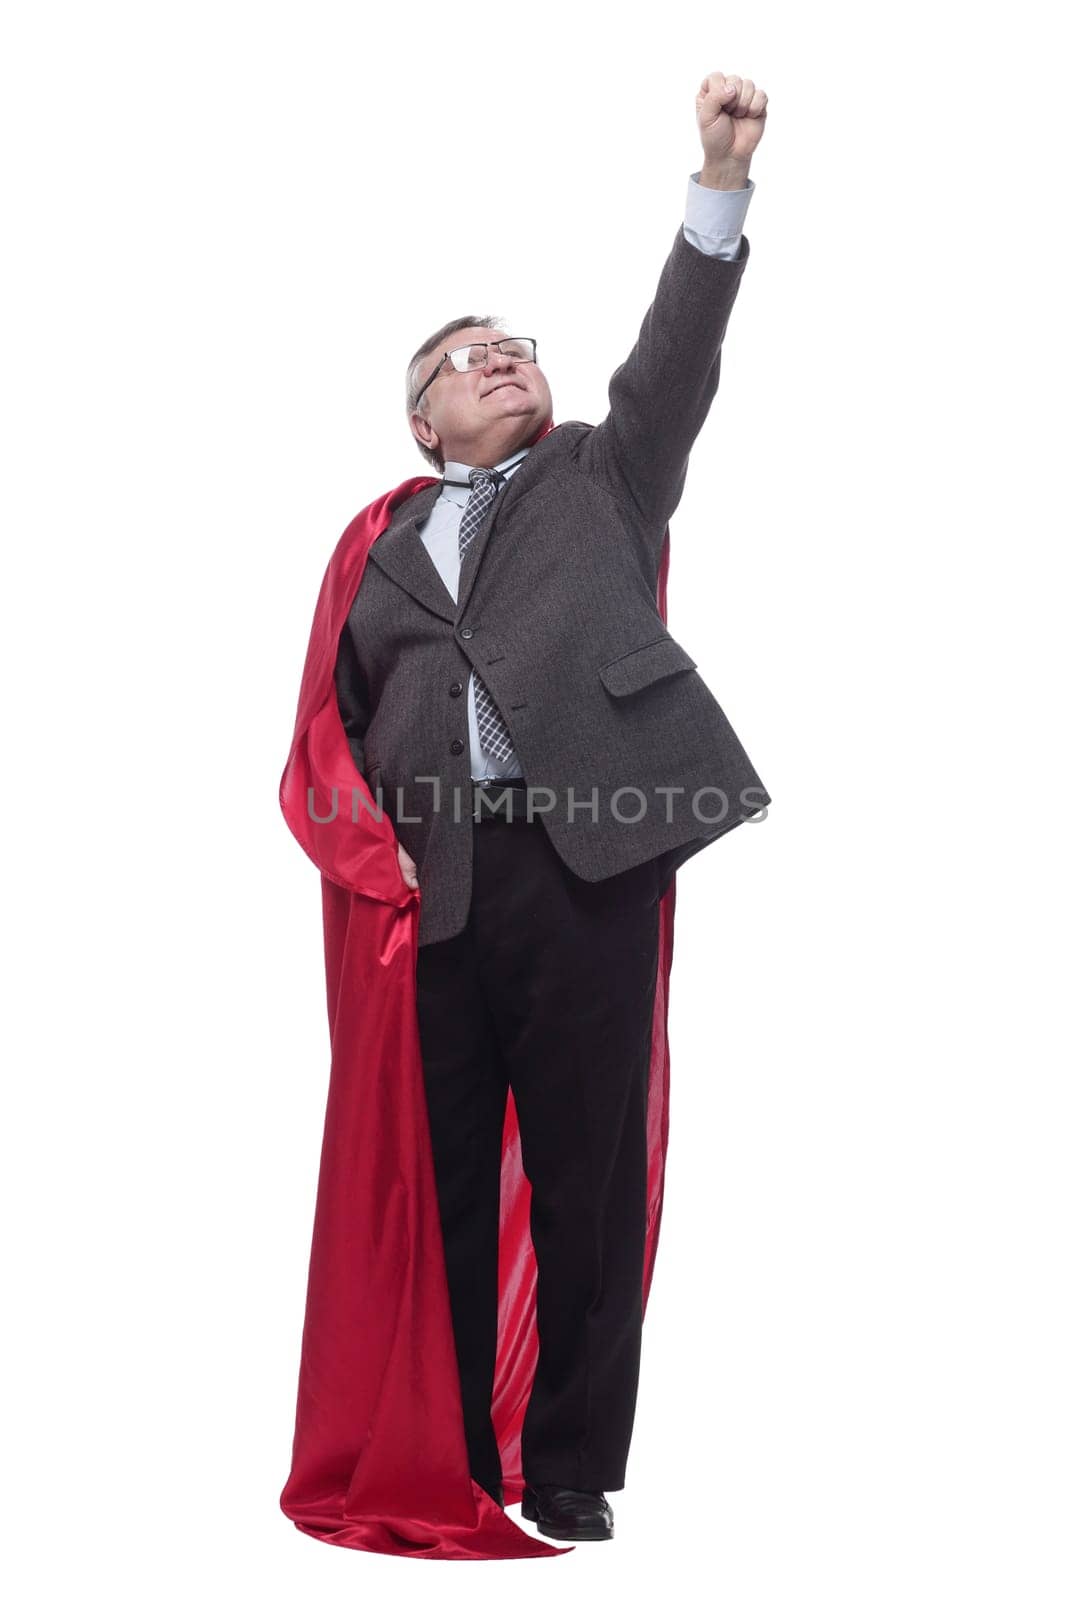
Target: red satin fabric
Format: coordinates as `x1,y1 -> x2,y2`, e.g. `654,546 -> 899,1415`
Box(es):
278,420 -> 678,1558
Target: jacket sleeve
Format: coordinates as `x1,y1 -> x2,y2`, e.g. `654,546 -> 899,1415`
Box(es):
582,225 -> 749,533
333,620 -> 371,776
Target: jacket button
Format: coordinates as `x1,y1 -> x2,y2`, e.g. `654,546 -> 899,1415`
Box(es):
459,626 -> 473,639
450,739 -> 465,754
449,681 -> 463,697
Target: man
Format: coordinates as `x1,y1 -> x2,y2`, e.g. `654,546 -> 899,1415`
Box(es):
328,69 -> 771,1543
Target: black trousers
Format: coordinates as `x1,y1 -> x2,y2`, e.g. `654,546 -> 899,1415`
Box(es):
414,784 -> 662,1494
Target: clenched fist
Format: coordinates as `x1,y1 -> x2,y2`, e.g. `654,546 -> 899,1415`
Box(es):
696,71 -> 768,188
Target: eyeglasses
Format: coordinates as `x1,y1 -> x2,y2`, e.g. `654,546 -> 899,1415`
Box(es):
413,337 -> 538,408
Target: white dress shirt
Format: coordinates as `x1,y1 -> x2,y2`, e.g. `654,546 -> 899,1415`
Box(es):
422,175 -> 755,782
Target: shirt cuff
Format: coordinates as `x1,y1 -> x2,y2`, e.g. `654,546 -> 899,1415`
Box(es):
683,172 -> 753,261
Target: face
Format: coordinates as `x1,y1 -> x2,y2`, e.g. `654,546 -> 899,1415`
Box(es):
410,326 -> 553,469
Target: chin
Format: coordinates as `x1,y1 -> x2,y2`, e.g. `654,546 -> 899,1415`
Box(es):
518,413 -> 546,443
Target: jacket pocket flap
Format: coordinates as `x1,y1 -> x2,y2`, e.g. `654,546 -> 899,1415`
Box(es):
597,636 -> 698,697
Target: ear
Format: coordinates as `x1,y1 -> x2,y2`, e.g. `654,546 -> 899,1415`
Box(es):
409,409 -> 439,454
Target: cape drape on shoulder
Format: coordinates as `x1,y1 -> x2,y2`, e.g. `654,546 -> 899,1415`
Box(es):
278,421 -> 678,1559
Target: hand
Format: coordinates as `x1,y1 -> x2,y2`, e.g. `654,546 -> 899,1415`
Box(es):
397,841 -> 419,891
695,71 -> 768,186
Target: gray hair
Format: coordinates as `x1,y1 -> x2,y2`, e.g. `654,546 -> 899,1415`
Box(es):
405,313 -> 508,474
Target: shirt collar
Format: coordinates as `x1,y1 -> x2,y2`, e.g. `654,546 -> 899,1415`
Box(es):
440,443 -> 532,506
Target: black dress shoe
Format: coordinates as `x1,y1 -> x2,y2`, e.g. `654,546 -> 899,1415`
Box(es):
520,1482 -> 614,1540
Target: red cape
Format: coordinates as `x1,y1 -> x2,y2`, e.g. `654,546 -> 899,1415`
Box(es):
278,421 -> 678,1559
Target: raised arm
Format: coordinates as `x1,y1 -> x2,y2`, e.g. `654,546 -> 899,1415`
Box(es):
582,71 -> 768,533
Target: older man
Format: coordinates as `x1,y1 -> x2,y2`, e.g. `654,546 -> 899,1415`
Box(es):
332,70 -> 770,1542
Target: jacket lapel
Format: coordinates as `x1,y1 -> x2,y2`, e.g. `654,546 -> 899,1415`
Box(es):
366,462 -> 530,624
366,481 -> 457,623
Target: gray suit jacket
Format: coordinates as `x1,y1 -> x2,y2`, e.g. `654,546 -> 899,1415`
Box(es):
335,225 -> 771,947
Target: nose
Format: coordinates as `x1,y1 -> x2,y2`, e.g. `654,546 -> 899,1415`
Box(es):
484,342 -> 516,373
481,344 -> 522,395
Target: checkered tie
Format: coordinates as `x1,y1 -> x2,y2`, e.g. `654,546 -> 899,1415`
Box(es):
457,467 -> 516,767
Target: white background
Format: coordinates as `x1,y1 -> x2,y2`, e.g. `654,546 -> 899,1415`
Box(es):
3,2 -> 1063,1595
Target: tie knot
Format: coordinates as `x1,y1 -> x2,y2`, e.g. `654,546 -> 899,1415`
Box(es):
469,466 -> 506,492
